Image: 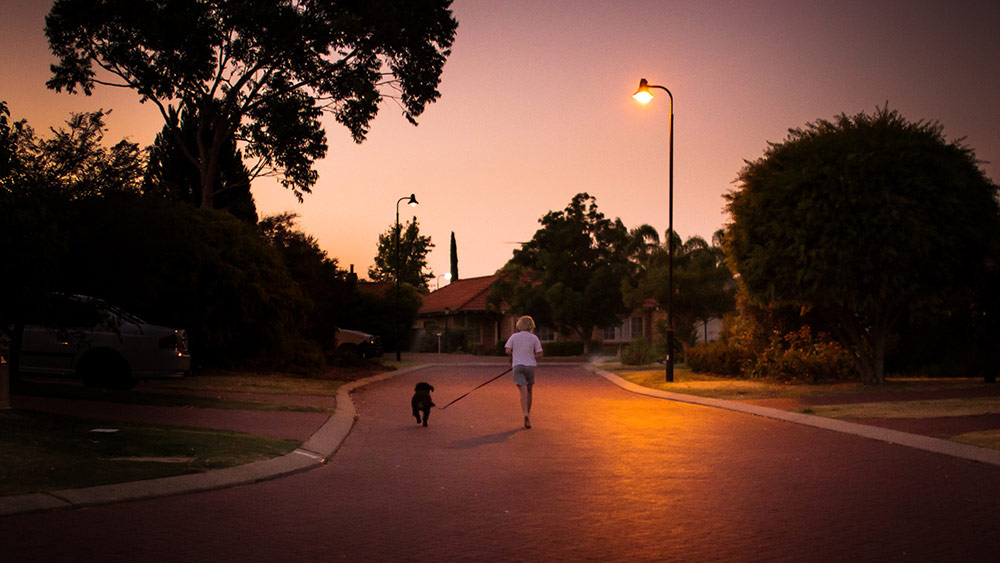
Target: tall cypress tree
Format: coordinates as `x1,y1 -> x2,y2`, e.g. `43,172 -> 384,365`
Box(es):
450,231 -> 459,281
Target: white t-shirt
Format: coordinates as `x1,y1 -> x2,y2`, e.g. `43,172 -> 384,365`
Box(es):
505,331 -> 543,367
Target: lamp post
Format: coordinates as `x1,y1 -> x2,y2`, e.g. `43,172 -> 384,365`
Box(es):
633,78 -> 675,382
395,193 -> 419,362
436,272 -> 452,290
444,306 -> 450,354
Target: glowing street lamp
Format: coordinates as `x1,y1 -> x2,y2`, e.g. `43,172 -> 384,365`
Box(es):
395,193 -> 419,361
633,78 -> 676,382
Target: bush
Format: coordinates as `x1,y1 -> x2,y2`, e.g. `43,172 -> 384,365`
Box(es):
687,341 -> 751,376
543,340 -> 585,357
748,326 -> 854,383
621,338 -> 650,366
445,327 -> 468,353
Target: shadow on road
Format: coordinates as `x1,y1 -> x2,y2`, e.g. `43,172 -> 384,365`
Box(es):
449,428 -> 522,449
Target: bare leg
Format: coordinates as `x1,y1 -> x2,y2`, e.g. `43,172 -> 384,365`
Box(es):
519,384 -> 533,428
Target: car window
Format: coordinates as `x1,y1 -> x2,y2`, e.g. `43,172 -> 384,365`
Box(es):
48,299 -> 103,328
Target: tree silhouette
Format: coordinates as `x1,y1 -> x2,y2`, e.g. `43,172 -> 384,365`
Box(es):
726,106 -> 1000,383
491,193 -> 630,351
369,217 -> 435,291
46,0 -> 458,206
450,231 -> 459,281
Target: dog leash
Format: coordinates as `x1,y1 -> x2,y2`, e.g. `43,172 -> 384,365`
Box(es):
438,367 -> 513,410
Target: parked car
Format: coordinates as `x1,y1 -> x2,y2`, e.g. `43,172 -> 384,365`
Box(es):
335,328 -> 383,360
17,295 -> 191,389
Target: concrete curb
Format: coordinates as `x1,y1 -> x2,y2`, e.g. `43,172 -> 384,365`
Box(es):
588,366 -> 1000,467
0,365 -> 430,517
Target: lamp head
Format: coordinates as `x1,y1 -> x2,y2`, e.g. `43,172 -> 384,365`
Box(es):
407,193 -> 419,206
632,78 -> 653,103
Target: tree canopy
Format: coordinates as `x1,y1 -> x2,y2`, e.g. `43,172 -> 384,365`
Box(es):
491,193 -> 630,350
369,217 -> 435,291
725,106 -> 1000,383
45,0 -> 458,206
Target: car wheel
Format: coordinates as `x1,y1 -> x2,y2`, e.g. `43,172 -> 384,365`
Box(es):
78,349 -> 135,390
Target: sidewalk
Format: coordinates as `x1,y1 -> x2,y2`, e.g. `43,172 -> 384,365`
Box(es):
3,355 -> 998,518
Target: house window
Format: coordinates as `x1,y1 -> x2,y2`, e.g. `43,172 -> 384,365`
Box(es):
603,322 -> 621,341
630,316 -> 644,339
536,326 -> 555,341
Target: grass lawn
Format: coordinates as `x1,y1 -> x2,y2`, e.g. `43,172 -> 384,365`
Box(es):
607,363 -> 1000,450
608,364 -> 993,402
0,410 -> 299,497
2,366 -> 392,496
150,367 -> 370,396
12,364 -> 400,413
806,397 -> 1000,419
607,365 -> 874,400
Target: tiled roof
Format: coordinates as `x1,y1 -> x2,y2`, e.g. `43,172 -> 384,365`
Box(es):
419,275 -> 499,314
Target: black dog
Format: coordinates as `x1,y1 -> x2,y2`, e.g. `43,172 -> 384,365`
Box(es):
411,382 -> 435,427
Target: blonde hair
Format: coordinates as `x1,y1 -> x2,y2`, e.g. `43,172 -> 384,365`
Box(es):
515,315 -> 536,332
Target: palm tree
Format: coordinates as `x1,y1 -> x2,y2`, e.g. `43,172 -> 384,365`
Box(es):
625,224 -> 662,276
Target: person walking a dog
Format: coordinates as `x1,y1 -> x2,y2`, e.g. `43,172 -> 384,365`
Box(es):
504,315 -> 543,429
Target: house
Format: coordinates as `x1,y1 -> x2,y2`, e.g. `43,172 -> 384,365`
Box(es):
414,275 -> 512,352
415,274 -> 720,355
598,298 -> 662,348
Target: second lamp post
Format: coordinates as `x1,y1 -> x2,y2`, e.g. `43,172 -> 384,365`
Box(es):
395,193 -> 419,361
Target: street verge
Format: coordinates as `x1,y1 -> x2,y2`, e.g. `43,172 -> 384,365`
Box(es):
588,365 -> 1000,468
0,365 -> 428,517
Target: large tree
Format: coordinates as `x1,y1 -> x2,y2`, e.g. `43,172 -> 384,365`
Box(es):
491,193 -> 630,351
45,0 -> 458,206
725,106 -> 1000,383
369,217 -> 434,291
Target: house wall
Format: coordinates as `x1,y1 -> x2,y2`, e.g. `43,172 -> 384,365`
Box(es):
416,312 -> 509,349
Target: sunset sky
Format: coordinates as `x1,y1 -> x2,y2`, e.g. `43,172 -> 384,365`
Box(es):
2,0 -> 998,283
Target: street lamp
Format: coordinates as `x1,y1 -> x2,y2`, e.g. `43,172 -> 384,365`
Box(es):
395,193 -> 419,361
443,306 -> 450,354
633,78 -> 675,383
436,272 -> 452,289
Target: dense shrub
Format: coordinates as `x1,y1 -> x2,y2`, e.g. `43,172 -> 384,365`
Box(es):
543,340 -> 585,357
748,326 -> 854,383
621,338 -> 650,366
60,194 -> 312,369
686,341 -> 751,376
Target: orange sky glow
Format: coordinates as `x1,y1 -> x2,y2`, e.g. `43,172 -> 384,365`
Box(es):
2,0 -> 998,283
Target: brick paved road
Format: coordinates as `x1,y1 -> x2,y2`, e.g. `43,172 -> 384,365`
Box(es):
3,364 -> 999,562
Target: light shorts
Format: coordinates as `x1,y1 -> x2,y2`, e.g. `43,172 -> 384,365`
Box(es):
513,365 -> 536,386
